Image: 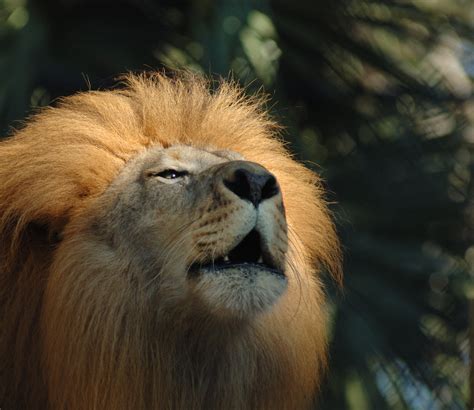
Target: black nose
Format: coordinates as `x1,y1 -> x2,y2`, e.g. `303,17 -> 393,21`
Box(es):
222,161 -> 279,207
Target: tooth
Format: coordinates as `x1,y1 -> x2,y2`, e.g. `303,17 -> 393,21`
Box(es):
223,255 -> 230,262
258,256 -> 263,263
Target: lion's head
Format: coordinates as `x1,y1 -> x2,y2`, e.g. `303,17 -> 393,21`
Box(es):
0,73 -> 341,409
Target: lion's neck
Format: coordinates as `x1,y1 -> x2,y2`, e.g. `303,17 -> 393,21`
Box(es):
42,279 -> 318,409
145,315 -> 289,409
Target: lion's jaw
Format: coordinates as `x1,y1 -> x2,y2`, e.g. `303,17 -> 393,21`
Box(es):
72,145 -> 289,320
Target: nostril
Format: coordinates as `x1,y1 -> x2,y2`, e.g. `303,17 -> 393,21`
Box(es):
224,169 -> 251,202
223,166 -> 279,207
261,175 -> 279,200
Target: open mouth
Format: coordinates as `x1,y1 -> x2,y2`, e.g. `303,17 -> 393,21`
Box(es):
190,229 -> 284,277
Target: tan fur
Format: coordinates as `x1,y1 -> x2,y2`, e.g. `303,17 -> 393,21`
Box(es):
0,72 -> 341,409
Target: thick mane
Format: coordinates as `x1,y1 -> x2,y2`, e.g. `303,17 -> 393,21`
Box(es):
0,72 -> 341,409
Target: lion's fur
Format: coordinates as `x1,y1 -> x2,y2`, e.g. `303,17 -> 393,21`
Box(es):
0,72 -> 341,409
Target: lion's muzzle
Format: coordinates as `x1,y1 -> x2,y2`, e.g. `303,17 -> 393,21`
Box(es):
189,159 -> 288,318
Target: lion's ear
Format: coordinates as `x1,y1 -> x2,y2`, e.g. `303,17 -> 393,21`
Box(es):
0,215 -> 66,271
26,218 -> 66,247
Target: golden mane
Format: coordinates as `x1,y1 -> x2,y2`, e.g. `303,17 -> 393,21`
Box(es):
0,72 -> 341,409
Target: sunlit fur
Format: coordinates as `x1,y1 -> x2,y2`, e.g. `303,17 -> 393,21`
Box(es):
0,72 -> 341,409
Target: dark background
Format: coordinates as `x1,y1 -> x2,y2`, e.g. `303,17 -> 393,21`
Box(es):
1,0 -> 473,408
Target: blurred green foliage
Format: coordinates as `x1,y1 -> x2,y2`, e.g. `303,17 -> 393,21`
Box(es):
0,0 -> 473,408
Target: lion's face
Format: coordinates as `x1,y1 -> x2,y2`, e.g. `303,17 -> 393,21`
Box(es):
61,145 -> 288,319
0,73 -> 341,409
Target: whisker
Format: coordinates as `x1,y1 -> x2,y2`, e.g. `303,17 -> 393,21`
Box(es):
286,224 -> 312,319
142,218 -> 199,290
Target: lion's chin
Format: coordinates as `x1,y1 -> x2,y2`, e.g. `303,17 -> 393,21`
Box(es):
190,265 -> 287,319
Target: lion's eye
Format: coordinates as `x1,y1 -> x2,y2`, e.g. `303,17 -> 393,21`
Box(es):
148,169 -> 189,180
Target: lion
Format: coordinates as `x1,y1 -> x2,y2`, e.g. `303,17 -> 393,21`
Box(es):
0,72 -> 341,409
